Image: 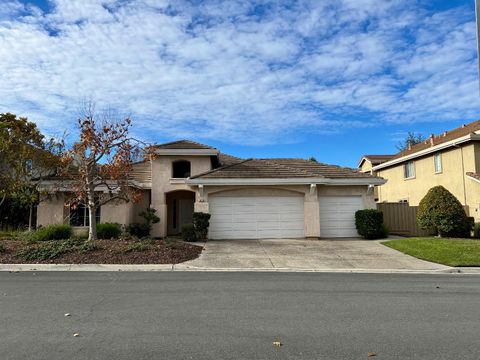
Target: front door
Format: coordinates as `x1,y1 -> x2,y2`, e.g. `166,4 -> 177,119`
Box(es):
178,198 -> 194,229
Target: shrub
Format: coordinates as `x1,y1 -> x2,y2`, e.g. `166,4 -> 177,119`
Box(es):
96,223 -> 122,239
192,212 -> 211,240
123,242 -> 150,253
355,209 -> 388,239
139,208 -> 160,229
0,243 -> 6,253
165,238 -> 184,250
126,223 -> 151,238
417,186 -> 472,237
28,224 -> 72,242
79,241 -> 101,253
474,223 -> 480,239
181,223 -> 197,242
15,240 -> 73,261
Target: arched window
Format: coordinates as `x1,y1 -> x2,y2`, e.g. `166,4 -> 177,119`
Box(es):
172,160 -> 191,178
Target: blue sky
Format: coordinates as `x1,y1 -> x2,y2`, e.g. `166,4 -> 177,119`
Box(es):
0,0 -> 479,167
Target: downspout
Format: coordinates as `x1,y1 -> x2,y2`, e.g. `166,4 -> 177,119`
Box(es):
454,143 -> 468,206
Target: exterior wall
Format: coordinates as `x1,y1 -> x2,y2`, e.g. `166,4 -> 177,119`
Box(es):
359,159 -> 373,173
101,191 -> 151,225
37,190 -> 151,228
37,193 -> 68,226
150,155 -> 212,237
375,143 -> 480,220
376,144 -> 474,204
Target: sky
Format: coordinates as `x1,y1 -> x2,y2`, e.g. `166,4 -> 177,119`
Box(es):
0,0 -> 479,167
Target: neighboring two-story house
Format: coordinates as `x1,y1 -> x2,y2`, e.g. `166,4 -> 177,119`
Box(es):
359,120 -> 480,221
37,140 -> 384,239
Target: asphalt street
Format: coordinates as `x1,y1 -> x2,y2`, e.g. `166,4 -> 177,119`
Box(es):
0,272 -> 479,359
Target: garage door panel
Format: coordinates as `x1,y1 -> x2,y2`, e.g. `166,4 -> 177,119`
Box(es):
209,195 -> 304,239
319,196 -> 363,238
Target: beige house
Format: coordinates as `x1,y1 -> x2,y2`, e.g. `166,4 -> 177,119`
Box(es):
38,140 -> 385,239
359,120 -> 480,221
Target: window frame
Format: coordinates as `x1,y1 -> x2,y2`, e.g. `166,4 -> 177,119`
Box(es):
69,203 -> 101,227
403,161 -> 415,179
434,153 -> 442,174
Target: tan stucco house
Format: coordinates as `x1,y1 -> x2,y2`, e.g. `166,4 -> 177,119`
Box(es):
359,120 -> 480,221
38,140 -> 385,239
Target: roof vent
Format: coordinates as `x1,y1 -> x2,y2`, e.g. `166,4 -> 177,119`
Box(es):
443,131 -> 448,137
429,134 -> 434,147
462,124 -> 466,128
407,140 -> 412,151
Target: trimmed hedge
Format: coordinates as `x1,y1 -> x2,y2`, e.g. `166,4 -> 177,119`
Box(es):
96,223 -> 122,239
181,223 -> 197,242
417,186 -> 472,237
28,224 -> 72,242
474,223 -> 480,239
192,212 -> 211,241
126,223 -> 151,238
355,209 -> 388,239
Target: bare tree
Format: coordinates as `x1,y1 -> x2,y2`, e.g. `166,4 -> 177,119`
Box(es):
60,104 -> 143,241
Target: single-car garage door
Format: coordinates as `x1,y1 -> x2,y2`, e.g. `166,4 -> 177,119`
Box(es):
209,195 -> 304,239
319,196 -> 364,238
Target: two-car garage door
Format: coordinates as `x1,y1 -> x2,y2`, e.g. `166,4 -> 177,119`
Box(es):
209,195 -> 305,239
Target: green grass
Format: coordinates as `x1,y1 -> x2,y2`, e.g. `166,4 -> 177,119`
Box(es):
384,237 -> 480,267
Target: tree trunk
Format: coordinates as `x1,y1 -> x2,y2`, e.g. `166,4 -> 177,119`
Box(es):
88,204 -> 97,241
28,203 -> 33,232
0,194 -> 5,208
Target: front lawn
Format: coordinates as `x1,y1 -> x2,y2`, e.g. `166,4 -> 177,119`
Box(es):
0,237 -> 202,264
383,237 -> 480,267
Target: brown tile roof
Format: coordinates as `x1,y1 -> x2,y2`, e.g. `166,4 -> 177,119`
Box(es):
466,172 -> 480,181
218,153 -> 242,166
191,158 -> 377,179
153,140 -> 217,150
391,120 -> 480,161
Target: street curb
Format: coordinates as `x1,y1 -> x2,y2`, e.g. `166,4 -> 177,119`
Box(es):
0,263 -> 477,274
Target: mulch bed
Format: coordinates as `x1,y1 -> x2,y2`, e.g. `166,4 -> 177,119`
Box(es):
0,239 -> 203,264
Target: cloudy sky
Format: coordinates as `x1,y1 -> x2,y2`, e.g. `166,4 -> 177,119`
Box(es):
0,0 -> 479,166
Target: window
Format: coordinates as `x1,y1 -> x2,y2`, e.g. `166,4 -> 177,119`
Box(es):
404,161 -> 415,179
172,160 -> 191,178
434,153 -> 442,173
69,203 -> 101,227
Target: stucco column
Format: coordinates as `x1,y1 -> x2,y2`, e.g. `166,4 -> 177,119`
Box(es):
151,203 -> 167,238
194,202 -> 209,213
304,184 -> 320,238
194,185 -> 209,213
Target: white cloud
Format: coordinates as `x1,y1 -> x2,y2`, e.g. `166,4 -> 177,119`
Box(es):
0,0 -> 478,144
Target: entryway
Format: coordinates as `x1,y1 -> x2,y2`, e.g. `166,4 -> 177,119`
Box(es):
166,190 -> 195,236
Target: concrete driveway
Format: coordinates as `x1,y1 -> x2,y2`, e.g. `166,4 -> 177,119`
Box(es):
179,238 -> 449,271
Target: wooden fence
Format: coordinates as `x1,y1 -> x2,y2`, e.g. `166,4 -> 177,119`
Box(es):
377,203 -> 433,237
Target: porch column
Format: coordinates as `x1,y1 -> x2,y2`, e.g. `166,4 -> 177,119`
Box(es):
304,184 -> 320,238
194,184 -> 209,213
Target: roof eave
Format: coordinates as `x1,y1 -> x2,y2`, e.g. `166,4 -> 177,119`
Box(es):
372,133 -> 480,171
153,149 -> 219,156
185,177 -> 386,186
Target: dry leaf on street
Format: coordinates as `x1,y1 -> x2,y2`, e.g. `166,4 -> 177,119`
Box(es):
367,352 -> 376,357
272,341 -> 283,347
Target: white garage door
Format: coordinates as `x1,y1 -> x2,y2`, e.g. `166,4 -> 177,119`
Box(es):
319,196 -> 364,238
209,195 -> 304,239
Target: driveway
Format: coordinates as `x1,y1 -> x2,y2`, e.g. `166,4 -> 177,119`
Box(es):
180,238 -> 449,271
